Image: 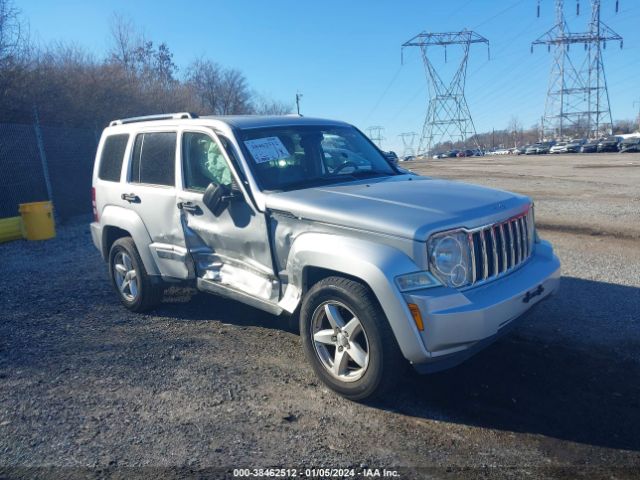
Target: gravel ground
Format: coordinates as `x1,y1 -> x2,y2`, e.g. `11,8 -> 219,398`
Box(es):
1,154 -> 640,479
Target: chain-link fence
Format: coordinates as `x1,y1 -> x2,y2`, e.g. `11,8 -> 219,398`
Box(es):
0,122 -> 98,221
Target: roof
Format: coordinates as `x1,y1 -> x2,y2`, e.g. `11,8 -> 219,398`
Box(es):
201,115 -> 350,130
105,113 -> 351,133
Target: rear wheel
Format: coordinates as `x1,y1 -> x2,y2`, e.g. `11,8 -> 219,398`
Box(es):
300,276 -> 405,401
109,237 -> 163,312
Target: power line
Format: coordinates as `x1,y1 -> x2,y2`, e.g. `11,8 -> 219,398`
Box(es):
362,65 -> 403,125
472,0 -> 529,29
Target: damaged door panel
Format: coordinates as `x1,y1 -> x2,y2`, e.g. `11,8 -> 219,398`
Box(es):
177,129 -> 279,305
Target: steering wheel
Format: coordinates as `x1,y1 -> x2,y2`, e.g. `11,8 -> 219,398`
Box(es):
332,160 -> 359,174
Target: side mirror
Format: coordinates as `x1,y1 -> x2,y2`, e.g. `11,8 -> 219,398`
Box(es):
202,181 -> 243,216
203,182 -> 230,216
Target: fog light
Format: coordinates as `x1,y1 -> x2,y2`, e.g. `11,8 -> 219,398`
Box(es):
408,303 -> 424,331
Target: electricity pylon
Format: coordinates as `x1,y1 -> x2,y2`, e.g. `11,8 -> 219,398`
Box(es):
402,30 -> 489,155
366,126 -> 385,149
532,0 -> 622,138
399,132 -> 418,158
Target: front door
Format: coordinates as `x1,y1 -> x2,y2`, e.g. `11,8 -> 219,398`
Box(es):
176,129 -> 278,304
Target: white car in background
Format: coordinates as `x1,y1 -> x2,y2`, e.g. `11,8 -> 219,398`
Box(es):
550,142 -> 568,154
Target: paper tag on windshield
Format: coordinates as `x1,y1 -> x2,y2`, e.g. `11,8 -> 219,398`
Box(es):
244,137 -> 290,164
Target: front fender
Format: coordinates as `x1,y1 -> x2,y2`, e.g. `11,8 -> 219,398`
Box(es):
99,205 -> 160,276
280,233 -> 430,364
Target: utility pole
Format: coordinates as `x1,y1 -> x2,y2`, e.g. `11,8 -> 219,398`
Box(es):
366,126 -> 385,149
295,92 -> 303,115
398,132 -> 418,158
402,30 -> 489,156
532,0 -> 622,138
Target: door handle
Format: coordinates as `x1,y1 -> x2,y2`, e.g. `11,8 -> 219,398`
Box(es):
177,201 -> 201,214
121,193 -> 140,203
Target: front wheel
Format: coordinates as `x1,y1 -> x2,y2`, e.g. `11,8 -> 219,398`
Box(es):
300,276 -> 405,401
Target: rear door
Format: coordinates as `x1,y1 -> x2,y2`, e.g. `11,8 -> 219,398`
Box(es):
176,128 -> 278,304
124,129 -> 190,279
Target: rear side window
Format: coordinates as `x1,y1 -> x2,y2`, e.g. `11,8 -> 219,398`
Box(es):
130,132 -> 176,186
98,134 -> 129,182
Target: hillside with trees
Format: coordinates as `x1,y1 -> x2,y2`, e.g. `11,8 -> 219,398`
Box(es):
0,1 -> 291,127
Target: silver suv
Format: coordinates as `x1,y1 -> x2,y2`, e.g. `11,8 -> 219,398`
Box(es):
91,113 -> 561,400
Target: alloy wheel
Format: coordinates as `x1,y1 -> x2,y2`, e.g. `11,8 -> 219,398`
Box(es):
310,301 -> 370,382
113,251 -> 139,301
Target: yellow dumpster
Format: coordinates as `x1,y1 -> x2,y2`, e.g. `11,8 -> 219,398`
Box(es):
19,201 -> 56,241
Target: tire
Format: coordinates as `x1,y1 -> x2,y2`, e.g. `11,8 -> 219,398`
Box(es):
108,237 -> 163,312
300,276 -> 405,401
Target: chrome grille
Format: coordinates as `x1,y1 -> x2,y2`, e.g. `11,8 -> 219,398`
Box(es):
467,209 -> 534,287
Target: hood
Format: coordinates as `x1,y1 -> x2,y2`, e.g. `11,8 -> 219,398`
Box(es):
265,175 -> 530,241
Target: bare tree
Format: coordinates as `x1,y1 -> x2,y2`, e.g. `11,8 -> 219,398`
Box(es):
0,0 -> 29,117
109,14 -> 176,88
187,61 -> 252,115
613,119 -> 636,135
218,68 -> 251,115
186,58 -> 222,113
507,116 -> 522,147
0,0 -> 23,65
252,93 -> 292,115
108,13 -> 136,73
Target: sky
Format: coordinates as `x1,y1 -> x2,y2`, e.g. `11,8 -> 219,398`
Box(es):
19,0 -> 640,153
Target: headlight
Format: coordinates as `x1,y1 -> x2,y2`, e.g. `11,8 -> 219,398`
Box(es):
395,271 -> 440,292
428,230 -> 473,288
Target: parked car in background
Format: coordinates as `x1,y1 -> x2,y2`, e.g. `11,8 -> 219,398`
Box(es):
549,142 -> 568,154
597,136 -> 621,152
538,141 -> 555,154
619,137 -> 640,153
456,149 -> 475,158
402,155 -> 416,162
91,112 -> 560,401
525,141 -> 554,155
514,145 -> 529,155
446,150 -> 460,158
580,140 -> 599,153
566,139 -> 586,153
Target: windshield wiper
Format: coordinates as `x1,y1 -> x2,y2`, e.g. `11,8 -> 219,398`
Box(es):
279,175 -> 358,191
350,170 -> 394,178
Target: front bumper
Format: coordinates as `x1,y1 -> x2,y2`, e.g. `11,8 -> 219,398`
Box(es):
404,240 -> 560,372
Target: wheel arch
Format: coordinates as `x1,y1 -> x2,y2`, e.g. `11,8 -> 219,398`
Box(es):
302,266 -> 373,295
279,232 -> 430,363
99,205 -> 160,276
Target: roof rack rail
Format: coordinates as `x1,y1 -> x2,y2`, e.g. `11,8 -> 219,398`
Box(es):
109,112 -> 198,127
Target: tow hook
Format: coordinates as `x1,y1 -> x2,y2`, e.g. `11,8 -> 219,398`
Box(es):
523,285 -> 545,303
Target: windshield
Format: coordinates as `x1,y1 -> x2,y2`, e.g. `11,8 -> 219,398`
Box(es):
238,125 -> 397,191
